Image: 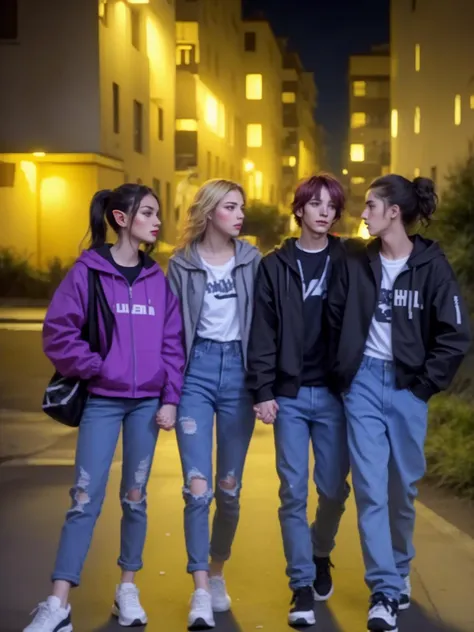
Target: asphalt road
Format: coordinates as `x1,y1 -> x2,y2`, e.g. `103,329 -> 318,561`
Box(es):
1,328 -> 474,632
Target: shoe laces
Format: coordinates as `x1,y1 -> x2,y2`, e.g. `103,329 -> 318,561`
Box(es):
119,585 -> 141,610
291,586 -> 314,608
315,556 -> 334,578
370,592 -> 398,616
192,590 -> 211,611
29,602 -> 54,626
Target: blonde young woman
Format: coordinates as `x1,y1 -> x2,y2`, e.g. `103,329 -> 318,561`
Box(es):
167,179 -> 260,630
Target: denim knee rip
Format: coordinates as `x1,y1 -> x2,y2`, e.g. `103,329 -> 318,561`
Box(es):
183,467 -> 214,502
218,470 -> 240,497
67,466 -> 91,515
122,455 -> 151,510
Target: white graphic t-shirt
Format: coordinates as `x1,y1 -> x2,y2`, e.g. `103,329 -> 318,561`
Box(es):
364,254 -> 409,361
196,256 -> 241,342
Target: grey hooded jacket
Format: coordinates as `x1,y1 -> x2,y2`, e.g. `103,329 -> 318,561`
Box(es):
167,239 -> 261,370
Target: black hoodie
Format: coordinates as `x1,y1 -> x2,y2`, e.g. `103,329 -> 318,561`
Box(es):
327,235 -> 471,401
247,236 -> 345,403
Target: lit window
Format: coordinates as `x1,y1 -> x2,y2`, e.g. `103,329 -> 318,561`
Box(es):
282,92 -> 296,103
415,44 -> 421,72
200,84 -> 226,138
350,144 -> 365,162
246,74 -> 262,100
176,119 -> 198,131
282,156 -> 296,167
414,167 -> 420,177
350,177 -> 366,185
391,109 -> 398,138
351,112 -> 366,128
470,95 -> 474,109
353,81 -> 366,97
454,94 -> 462,125
247,124 -> 262,147
254,171 -> 263,200
414,106 -> 421,134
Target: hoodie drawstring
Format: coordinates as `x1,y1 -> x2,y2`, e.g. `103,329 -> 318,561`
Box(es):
285,266 -> 290,297
408,267 -> 416,320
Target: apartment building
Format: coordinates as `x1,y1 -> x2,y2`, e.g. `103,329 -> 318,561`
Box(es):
174,0 -> 245,231
241,19 -> 282,206
390,0 -> 474,194
279,40 -> 320,210
0,0 -> 176,265
347,46 -> 390,216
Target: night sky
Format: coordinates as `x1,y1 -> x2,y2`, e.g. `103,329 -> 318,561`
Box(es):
243,0 -> 390,174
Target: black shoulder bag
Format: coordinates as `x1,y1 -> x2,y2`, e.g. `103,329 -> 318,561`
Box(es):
42,268 -> 114,427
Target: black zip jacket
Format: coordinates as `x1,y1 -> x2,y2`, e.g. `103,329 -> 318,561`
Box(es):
246,236 -> 345,403
327,235 -> 471,401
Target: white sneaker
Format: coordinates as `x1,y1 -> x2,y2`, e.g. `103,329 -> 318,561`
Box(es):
399,576 -> 411,611
188,589 -> 215,630
367,592 -> 398,632
23,596 -> 72,632
111,583 -> 147,627
209,575 -> 231,612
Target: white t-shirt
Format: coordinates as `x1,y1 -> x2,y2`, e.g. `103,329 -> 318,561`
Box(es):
196,256 -> 241,342
364,254 -> 409,361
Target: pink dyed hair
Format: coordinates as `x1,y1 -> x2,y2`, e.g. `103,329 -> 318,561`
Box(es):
291,173 -> 345,226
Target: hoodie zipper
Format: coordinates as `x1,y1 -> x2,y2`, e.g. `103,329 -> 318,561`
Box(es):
129,283 -> 137,397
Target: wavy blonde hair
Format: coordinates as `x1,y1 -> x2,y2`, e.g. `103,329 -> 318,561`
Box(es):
176,178 -> 246,254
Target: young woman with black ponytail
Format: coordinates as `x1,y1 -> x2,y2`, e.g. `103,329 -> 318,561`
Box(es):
327,175 -> 471,632
24,184 -> 185,632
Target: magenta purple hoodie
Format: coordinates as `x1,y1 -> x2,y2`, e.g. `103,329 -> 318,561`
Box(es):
43,248 -> 185,404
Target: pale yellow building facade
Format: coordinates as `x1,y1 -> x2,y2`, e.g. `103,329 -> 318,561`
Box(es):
390,0 -> 474,195
0,0 -> 176,265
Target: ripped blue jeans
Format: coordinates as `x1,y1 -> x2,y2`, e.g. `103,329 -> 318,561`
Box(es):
176,338 -> 255,574
52,396 -> 159,586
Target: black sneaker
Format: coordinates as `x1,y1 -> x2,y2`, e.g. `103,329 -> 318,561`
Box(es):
288,586 -> 315,627
313,556 -> 334,601
367,592 -> 399,631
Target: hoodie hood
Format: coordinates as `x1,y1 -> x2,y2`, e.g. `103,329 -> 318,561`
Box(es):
77,245 -> 158,277
170,238 -> 260,271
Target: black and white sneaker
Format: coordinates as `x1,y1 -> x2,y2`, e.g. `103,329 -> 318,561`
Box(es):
288,586 -> 316,627
399,576 -> 411,611
23,596 -> 72,631
367,592 -> 399,632
111,583 -> 147,627
188,589 -> 215,630
313,556 -> 334,601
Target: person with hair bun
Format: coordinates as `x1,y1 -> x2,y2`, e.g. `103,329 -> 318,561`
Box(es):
24,184 -> 185,632
327,174 -> 471,632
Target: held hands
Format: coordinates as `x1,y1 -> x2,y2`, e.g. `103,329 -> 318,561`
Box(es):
156,404 -> 177,431
254,399 -> 279,425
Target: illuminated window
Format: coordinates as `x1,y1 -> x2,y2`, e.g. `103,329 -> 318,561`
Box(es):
391,109 -> 398,138
247,124 -> 262,147
201,85 -> 226,138
415,44 -> 421,72
470,95 -> 474,109
350,144 -> 365,162
176,119 -> 198,131
246,74 -> 263,100
176,44 -> 193,66
282,156 -> 296,167
353,81 -> 366,97
350,177 -> 366,185
351,112 -> 366,128
414,167 -> 420,177
414,106 -> 421,134
254,171 -> 263,200
454,94 -> 462,125
282,92 -> 296,103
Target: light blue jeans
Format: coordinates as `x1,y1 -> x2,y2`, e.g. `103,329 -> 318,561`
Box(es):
52,396 -> 160,586
275,386 -> 350,589
175,338 -> 255,574
343,356 -> 428,600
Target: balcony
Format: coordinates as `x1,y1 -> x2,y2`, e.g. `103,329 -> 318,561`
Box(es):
176,44 -> 198,74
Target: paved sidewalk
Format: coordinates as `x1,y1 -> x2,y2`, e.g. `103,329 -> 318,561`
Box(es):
1,424 -> 473,631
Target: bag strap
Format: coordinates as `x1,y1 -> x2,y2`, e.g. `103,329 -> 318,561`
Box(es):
86,268 -> 114,356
